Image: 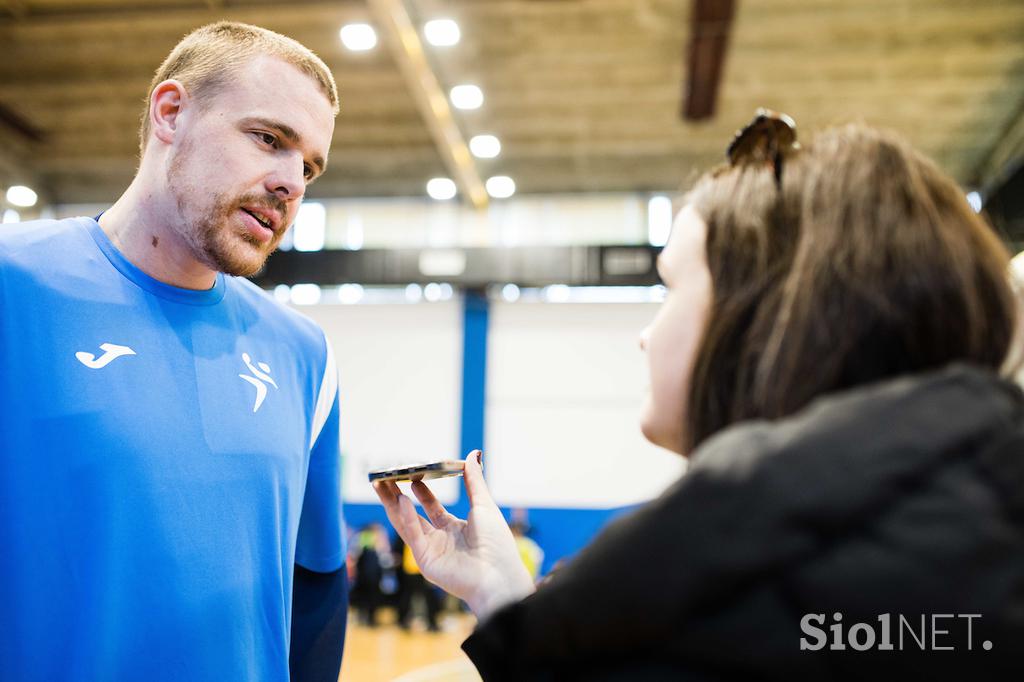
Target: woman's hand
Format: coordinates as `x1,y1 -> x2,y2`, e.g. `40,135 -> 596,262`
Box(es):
373,450 -> 536,621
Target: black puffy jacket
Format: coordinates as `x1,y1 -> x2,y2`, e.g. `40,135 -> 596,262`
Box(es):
463,365 -> 1024,680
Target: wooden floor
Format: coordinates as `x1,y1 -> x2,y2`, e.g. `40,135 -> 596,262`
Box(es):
340,608 -> 482,681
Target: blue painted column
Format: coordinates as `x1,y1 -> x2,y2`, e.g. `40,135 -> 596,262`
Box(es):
450,289 -> 489,518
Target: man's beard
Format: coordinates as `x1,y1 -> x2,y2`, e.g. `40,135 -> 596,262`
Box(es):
167,147 -> 284,278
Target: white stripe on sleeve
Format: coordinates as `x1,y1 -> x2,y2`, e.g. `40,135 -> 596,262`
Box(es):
309,336 -> 338,450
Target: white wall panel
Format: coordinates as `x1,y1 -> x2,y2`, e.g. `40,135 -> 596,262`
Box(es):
299,302 -> 463,504
486,302 -> 686,509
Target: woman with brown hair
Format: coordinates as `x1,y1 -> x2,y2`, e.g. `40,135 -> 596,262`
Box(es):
375,113 -> 1024,679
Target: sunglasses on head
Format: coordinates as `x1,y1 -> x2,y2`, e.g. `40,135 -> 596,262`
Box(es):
726,109 -> 800,185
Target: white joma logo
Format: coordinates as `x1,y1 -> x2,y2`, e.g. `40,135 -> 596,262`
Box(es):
239,353 -> 277,413
76,343 -> 136,369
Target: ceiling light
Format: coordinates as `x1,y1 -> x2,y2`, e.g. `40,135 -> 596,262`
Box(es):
486,175 -> 515,199
405,283 -> 423,302
293,202 -> 326,252
338,283 -> 365,305
966,191 -> 982,213
647,195 -> 672,247
340,23 -> 377,51
450,84 -> 483,110
290,283 -> 322,306
424,19 -> 460,47
424,282 -> 442,302
426,177 -> 457,200
6,185 -> 37,207
469,134 -> 501,159
419,249 -> 466,277
543,285 -> 571,303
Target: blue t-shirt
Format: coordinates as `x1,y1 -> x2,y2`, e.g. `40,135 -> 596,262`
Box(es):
0,217 -> 345,681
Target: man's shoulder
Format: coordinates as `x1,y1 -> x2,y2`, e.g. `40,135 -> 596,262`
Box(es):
225,276 -> 328,350
0,216 -> 90,263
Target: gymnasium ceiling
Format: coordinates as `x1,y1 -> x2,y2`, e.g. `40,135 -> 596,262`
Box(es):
0,0 -> 1022,207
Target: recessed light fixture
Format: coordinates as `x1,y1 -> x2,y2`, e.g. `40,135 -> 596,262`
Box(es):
486,175 -> 515,199
966,191 -> 982,213
290,283 -> 322,306
543,284 -> 571,303
340,23 -> 377,51
405,283 -> 423,302
427,178 -> 457,200
337,283 -> 365,305
424,282 -> 443,302
647,195 -> 672,247
450,84 -> 483,110
469,134 -> 501,159
292,202 -> 326,252
424,19 -> 460,47
6,185 -> 37,207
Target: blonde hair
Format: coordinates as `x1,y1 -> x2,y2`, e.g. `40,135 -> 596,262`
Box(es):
139,21 -> 339,155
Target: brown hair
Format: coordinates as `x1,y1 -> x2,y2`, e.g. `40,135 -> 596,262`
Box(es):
684,123 -> 1018,452
139,21 -> 339,155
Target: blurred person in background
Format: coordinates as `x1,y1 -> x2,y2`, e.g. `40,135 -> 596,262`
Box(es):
350,523 -> 391,627
397,538 -> 444,632
511,521 -> 544,582
0,22 -> 346,682
376,113 -> 1024,679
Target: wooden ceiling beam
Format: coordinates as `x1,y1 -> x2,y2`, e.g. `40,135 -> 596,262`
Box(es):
0,0 -> 354,23
973,95 -> 1024,192
2,0 -> 28,19
367,0 -> 488,209
0,100 -> 44,143
683,0 -> 736,121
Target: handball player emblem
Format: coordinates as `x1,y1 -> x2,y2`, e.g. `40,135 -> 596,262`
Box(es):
239,353 -> 278,412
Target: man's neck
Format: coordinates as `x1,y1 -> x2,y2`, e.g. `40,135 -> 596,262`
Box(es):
98,177 -> 218,291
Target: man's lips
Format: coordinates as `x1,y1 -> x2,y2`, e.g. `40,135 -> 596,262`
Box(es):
240,205 -> 281,233
238,208 -> 275,243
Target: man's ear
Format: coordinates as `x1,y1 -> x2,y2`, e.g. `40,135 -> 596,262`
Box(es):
149,79 -> 188,146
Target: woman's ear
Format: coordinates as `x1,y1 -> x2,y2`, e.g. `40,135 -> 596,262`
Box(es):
148,79 -> 188,146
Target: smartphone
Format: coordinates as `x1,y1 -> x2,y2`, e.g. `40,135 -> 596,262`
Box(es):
367,460 -> 466,483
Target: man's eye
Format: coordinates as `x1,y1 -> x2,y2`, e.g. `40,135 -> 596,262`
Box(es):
303,164 -> 314,180
254,132 -> 277,146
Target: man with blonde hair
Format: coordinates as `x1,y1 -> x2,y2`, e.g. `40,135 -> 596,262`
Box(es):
0,22 -> 347,681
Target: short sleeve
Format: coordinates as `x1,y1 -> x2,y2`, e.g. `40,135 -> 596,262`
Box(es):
295,340 -> 345,572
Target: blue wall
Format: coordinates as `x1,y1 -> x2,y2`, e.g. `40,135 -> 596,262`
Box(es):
344,502 -> 637,576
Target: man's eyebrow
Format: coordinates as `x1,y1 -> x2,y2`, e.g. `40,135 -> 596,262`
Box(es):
243,117 -> 326,175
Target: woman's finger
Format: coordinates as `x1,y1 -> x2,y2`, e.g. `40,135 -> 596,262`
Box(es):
372,480 -> 396,506
372,481 -> 400,518
375,481 -> 428,548
463,450 -> 496,510
396,492 -> 434,552
411,480 -> 455,528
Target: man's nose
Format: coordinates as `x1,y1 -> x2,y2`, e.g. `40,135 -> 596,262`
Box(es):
638,325 -> 650,352
266,154 -> 306,201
